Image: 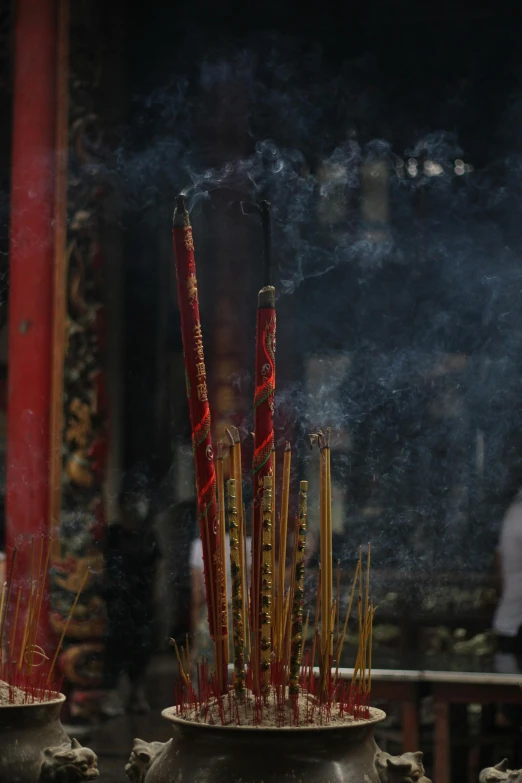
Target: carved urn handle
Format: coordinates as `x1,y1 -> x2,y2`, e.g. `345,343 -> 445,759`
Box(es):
375,750 -> 432,783
480,759 -> 522,782
40,738 -> 99,781
125,738 -> 170,783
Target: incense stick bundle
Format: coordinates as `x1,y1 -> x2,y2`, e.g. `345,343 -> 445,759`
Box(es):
260,476 -> 273,698
228,478 -> 245,696
169,198 -> 377,726
0,537 -> 90,704
289,480 -> 308,695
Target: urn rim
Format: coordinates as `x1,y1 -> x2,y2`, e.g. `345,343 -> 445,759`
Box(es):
0,691 -> 65,710
161,704 -> 386,732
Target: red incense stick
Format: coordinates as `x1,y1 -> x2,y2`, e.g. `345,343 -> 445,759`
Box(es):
251,200 -> 276,691
172,196 -> 227,680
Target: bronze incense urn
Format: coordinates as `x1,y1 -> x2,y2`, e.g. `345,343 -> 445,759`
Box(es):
0,693 -> 99,783
126,707 -> 431,783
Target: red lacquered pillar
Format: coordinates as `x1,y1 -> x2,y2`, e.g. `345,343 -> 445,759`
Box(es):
6,0 -> 57,652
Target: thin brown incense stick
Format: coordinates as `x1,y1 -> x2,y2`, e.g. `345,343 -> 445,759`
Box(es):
277,442 -> 291,659
310,565 -> 321,675
242,503 -> 249,657
31,537 -> 52,662
335,557 -> 361,681
18,538 -> 36,668
284,507 -> 300,690
318,432 -> 327,662
335,558 -> 341,657
325,428 -> 333,658
362,544 -> 371,693
364,544 -> 371,639
47,567 -> 90,684
367,601 -> 375,694
360,603 -> 369,694
0,545 -> 17,659
359,546 -> 363,604
169,638 -> 190,687
351,595 -> 363,687
10,586 -> 22,659
27,535 -> 47,672
185,633 -> 191,672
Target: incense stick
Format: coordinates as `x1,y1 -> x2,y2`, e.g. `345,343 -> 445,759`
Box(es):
335,557 -> 362,681
0,546 -> 17,660
228,478 -> 245,696
260,475 -> 273,698
216,442 -> 230,676
9,586 -> 22,659
47,567 -> 90,684
289,480 -> 308,695
277,442 -> 291,659
227,426 -> 247,652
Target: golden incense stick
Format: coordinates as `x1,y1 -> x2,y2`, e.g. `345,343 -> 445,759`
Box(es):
277,442 -> 291,658
289,480 -> 308,695
228,478 -> 245,695
227,427 -> 247,651
325,428 -> 333,658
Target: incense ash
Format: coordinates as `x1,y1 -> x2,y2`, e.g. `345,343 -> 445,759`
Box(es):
172,692 -> 384,729
171,197 -> 376,728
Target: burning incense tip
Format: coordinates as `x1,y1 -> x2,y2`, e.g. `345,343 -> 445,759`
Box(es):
217,440 -> 227,460
258,286 -> 275,308
226,425 -> 240,445
173,195 -> 189,226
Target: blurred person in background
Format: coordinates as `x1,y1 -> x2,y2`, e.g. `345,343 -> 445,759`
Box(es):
493,487 -> 522,725
100,477 -> 161,717
190,521 -> 252,667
